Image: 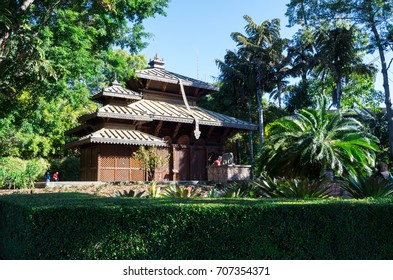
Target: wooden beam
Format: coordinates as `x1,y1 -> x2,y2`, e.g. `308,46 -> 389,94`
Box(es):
162,82 -> 168,92
194,88 -> 199,97
154,120 -> 163,136
172,122 -> 181,139
145,79 -> 152,90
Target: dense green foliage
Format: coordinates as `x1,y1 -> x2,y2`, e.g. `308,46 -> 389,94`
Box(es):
262,97 -> 379,178
0,0 -> 169,159
49,157 -> 80,181
2,193 -> 393,259
286,0 -> 393,158
0,157 -> 49,188
209,7 -> 387,173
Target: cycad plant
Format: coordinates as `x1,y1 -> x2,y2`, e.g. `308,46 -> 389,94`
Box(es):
339,175 -> 393,199
262,96 -> 379,179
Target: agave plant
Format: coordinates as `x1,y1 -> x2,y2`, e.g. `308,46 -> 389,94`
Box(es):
115,189 -> 145,198
339,175 -> 393,199
146,181 -> 162,198
254,177 -> 332,199
162,185 -> 201,198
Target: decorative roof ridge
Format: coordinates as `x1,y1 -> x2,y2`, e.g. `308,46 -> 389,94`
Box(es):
92,80 -> 143,100
136,67 -> 219,91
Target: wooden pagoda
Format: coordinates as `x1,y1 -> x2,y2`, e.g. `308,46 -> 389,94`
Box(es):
66,57 -> 257,182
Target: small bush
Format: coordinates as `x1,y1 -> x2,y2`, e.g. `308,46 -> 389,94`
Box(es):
0,157 -> 49,189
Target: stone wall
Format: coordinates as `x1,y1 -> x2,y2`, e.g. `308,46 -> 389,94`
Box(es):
207,165 -> 251,183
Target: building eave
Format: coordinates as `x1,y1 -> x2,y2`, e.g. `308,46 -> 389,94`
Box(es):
65,128 -> 167,148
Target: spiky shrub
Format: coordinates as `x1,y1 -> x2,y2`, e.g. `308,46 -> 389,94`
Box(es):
115,189 -> 146,198
254,177 -> 332,199
221,181 -> 260,198
162,185 -> 201,198
206,189 -> 219,198
339,175 -> 393,198
146,181 -> 161,198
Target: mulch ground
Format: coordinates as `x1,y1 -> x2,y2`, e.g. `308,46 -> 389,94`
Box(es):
0,183 -> 215,197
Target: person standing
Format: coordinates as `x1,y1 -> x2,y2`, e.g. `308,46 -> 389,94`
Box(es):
45,171 -> 51,183
214,156 -> 222,166
53,172 -> 59,182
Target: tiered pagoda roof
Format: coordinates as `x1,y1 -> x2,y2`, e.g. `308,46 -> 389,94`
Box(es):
66,57 -> 257,148
92,80 -> 142,101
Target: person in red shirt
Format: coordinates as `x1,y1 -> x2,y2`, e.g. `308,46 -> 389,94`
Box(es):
214,156 -> 222,166
53,172 -> 59,181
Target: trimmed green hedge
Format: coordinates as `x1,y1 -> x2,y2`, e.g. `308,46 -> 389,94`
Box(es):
1,194 -> 393,259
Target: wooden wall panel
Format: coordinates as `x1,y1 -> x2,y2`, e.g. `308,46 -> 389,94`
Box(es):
98,144 -> 144,182
191,146 -> 207,180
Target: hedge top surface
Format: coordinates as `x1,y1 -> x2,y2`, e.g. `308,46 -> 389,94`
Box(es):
1,192 -> 393,210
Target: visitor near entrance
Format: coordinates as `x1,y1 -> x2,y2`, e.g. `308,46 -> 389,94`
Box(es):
45,171 -> 51,183
53,172 -> 59,181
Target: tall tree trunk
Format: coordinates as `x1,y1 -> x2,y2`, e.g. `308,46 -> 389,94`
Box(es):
370,20 -> 393,159
278,81 -> 283,116
247,90 -> 254,178
336,79 -> 342,110
256,87 -> 264,149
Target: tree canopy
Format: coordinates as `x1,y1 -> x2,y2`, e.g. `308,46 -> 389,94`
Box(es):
286,0 -> 393,158
0,0 -> 169,158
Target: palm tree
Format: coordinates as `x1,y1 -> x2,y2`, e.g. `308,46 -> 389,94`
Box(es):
314,25 -> 375,109
289,28 -> 316,85
262,96 -> 379,179
215,49 -> 257,167
231,16 -> 280,148
269,37 -> 293,114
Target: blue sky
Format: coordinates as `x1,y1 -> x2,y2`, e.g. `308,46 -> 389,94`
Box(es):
142,0 -> 297,83
141,0 -> 391,94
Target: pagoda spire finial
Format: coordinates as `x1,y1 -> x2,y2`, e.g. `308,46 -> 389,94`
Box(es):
149,53 -> 165,69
